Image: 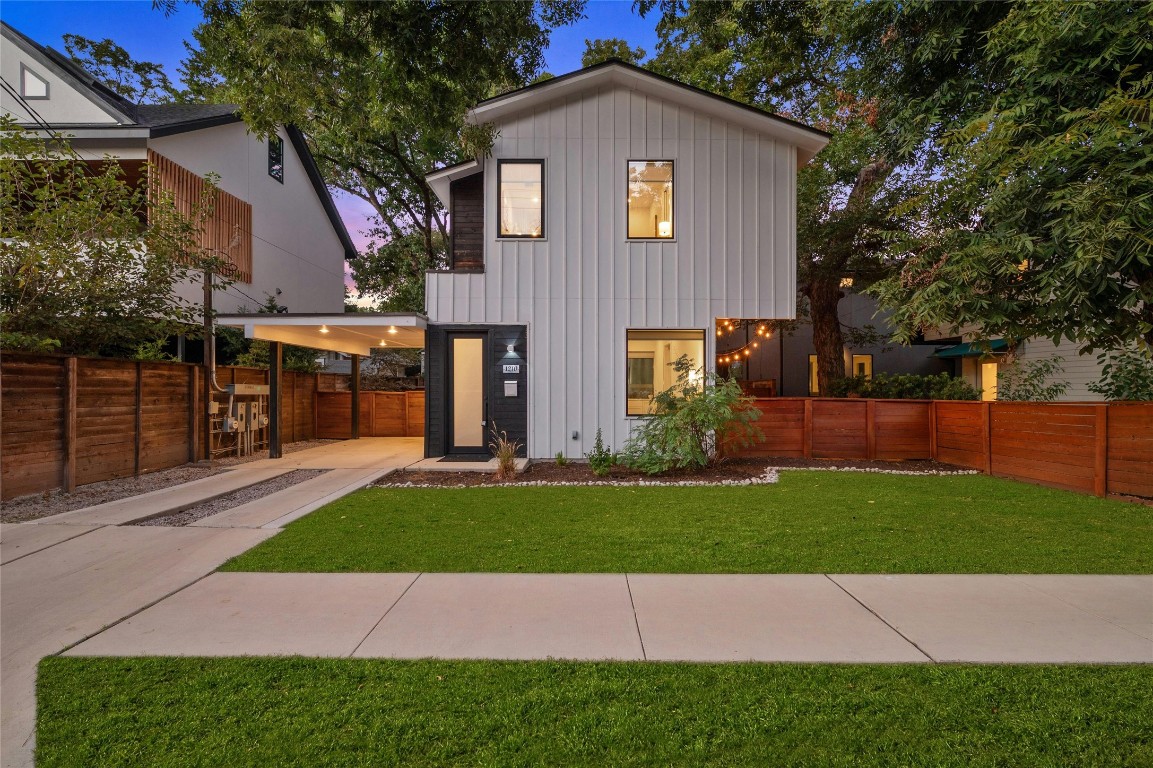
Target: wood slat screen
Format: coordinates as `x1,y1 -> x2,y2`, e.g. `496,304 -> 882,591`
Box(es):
148,149 -> 253,283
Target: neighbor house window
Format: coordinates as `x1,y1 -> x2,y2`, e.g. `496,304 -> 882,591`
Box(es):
268,135 -> 284,183
498,160 -> 544,238
808,355 -> 819,396
626,329 -> 704,415
627,160 -> 673,239
852,354 -> 873,379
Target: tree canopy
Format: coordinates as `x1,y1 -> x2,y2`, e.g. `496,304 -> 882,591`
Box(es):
188,0 -> 585,311
581,38 -> 646,67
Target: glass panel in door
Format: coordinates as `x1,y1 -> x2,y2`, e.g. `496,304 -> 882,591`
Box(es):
451,336 -> 485,449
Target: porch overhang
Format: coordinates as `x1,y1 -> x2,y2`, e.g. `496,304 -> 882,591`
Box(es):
215,312 -> 427,356
934,339 -> 1009,359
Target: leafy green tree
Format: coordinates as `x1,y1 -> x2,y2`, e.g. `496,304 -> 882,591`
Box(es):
644,1 -> 922,394
859,2 -> 1153,352
63,34 -> 186,104
996,356 -> 1069,402
582,38 -> 646,67
351,231 -> 444,312
189,0 -> 585,308
230,293 -> 320,373
1089,348 -> 1153,402
0,118 -> 222,356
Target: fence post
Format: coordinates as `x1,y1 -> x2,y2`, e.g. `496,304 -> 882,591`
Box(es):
982,402 -> 993,475
1094,404 -> 1108,497
866,399 -> 877,461
803,399 -> 813,459
928,400 -> 938,461
134,361 -> 143,477
312,373 -> 319,439
189,365 -> 200,463
63,356 -> 78,493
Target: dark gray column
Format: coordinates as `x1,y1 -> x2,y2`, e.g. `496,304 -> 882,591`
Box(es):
351,353 -> 361,439
269,341 -> 282,459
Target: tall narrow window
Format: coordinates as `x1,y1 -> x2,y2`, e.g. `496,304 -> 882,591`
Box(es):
808,355 -> 819,396
627,160 -> 673,239
268,135 -> 284,183
498,160 -> 544,238
626,329 -> 704,415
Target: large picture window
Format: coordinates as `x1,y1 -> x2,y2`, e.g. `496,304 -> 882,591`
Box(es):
627,160 -> 673,239
498,160 -> 544,238
626,329 -> 704,415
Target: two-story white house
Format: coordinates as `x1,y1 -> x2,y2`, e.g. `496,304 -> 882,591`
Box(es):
422,61 -> 829,459
1,21 -> 354,321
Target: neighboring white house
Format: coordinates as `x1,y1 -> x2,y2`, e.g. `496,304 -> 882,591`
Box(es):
423,61 -> 830,458
1,21 -> 354,319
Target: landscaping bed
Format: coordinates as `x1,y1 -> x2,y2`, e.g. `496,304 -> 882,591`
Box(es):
37,657 -> 1152,768
134,469 -> 328,527
384,457 -> 971,488
220,473 -> 1153,574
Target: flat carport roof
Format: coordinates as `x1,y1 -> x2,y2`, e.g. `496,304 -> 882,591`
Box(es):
215,312 -> 427,356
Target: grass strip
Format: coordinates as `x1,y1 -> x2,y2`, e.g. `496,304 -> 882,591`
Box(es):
37,657 -> 1153,768
221,473 -> 1152,574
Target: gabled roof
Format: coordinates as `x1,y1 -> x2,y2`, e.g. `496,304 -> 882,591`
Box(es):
470,59 -> 831,164
135,103 -> 243,136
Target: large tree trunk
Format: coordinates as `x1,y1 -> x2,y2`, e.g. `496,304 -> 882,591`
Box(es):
805,276 -> 846,397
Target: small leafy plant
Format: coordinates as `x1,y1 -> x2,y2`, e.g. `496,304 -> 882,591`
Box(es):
586,428 -> 615,477
1089,347 -> 1153,401
620,356 -> 762,474
555,452 -> 568,466
996,355 -> 1069,401
488,422 -> 522,482
829,372 -> 981,400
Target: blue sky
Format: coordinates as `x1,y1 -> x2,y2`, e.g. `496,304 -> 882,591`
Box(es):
0,0 -> 659,283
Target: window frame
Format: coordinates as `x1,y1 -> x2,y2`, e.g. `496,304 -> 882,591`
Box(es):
851,354 -> 873,379
268,135 -> 284,184
625,327 -> 706,417
625,159 -> 675,241
808,354 -> 819,396
20,64 -> 49,100
496,159 -> 546,240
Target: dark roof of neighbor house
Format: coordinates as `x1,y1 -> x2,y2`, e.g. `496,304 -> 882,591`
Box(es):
2,21 -> 357,261
474,58 -> 832,142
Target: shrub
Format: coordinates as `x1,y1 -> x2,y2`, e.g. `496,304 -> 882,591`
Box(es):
996,355 -> 1069,401
488,422 -> 521,482
555,452 -> 567,466
620,355 -> 762,474
586,429 -> 615,477
830,372 -> 980,400
1089,347 -> 1153,401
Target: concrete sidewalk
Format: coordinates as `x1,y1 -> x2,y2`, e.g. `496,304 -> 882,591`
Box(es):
65,572 -> 1153,664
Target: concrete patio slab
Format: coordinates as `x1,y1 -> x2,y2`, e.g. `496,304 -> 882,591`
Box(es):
1009,575 -> 1153,641
29,465 -> 296,526
628,574 -> 928,663
354,573 -> 644,660
188,468 -> 386,529
67,572 -> 419,658
0,522 -> 101,565
831,574 -> 1153,663
247,437 -> 424,471
405,457 -> 530,473
1,525 -> 274,768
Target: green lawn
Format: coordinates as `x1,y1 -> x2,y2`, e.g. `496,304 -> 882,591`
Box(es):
37,657 -> 1152,767
221,472 -> 1152,573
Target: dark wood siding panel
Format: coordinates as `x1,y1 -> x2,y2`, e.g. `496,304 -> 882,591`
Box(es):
450,173 -> 484,271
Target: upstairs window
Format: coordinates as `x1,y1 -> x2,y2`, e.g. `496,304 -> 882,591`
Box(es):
627,160 -> 673,239
20,64 -> 49,99
268,135 -> 284,183
498,160 -> 544,238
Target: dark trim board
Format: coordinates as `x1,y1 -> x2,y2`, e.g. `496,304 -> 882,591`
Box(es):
425,324 -> 527,459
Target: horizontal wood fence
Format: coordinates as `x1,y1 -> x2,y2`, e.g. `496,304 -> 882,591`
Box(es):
727,397 -> 1153,499
315,391 -> 426,438
1,353 -> 348,501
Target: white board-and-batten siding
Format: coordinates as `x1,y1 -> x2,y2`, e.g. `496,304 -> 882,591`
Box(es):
426,86 -> 800,458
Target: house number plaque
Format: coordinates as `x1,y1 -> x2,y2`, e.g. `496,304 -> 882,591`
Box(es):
502,364 -> 521,374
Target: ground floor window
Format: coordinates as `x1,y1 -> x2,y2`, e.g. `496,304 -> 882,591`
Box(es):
808,354 -> 819,396
626,329 -> 704,415
852,354 -> 873,379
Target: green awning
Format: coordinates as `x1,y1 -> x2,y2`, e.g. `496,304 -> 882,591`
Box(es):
934,339 -> 1009,358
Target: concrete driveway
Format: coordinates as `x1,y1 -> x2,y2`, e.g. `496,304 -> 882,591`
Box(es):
0,437 -> 423,768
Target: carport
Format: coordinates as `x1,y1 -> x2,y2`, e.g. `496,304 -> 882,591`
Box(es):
215,313 -> 426,458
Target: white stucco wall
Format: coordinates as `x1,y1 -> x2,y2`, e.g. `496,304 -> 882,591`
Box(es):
426,84 -> 803,457
151,124 -> 347,314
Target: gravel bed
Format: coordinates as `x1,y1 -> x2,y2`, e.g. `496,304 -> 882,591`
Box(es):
135,469 -> 328,527
375,457 -> 973,488
1,439 -> 339,523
